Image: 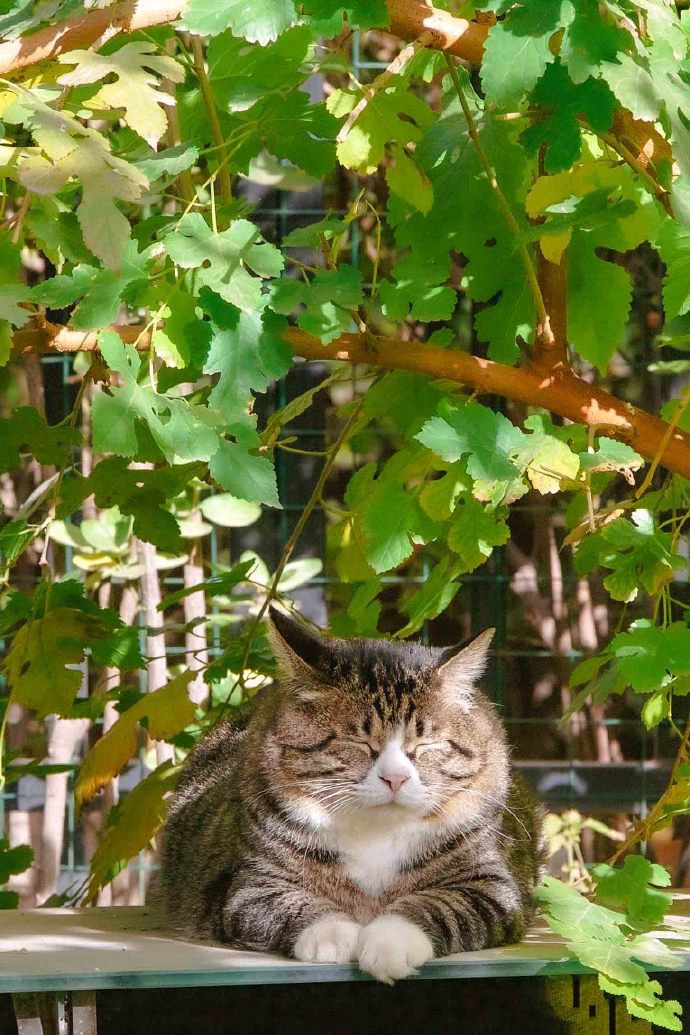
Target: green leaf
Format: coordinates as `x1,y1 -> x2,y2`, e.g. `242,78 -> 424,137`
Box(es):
520,62 -> 615,173
182,0 -> 297,44
202,299 -> 291,422
209,435 -> 280,507
574,511 -> 682,603
447,496 -> 510,571
159,559 -> 256,611
164,214 -> 284,313
0,840 -> 34,884
270,266 -> 363,343
416,401 -> 527,505
92,332 -> 223,464
397,558 -> 461,636
134,143 -> 199,182
656,218 -> 690,320
385,147 -> 433,213
58,459 -> 205,554
391,93 -> 533,362
84,761 -> 180,904
0,406 -> 78,473
208,27 -> 312,113
567,233 -> 632,370
598,976 -> 682,1032
480,0 -> 564,107
609,620 -> 690,693
198,494 -> 261,528
361,480 -> 419,573
535,876 -> 630,943
229,90 -> 339,179
303,0 -> 388,34
331,81 -> 434,175
31,242 -> 151,329
593,855 -> 672,927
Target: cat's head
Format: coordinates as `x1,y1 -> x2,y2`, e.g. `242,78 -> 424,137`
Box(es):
263,607 -> 510,833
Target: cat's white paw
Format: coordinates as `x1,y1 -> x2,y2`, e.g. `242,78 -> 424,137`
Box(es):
357,915 -> 433,984
294,916 -> 361,964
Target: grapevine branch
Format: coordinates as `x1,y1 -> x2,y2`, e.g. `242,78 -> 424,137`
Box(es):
14,324 -> 690,482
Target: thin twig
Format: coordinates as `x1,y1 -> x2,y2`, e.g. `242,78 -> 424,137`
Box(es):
636,384 -> 690,498
443,54 -> 552,346
189,35 -> 232,206
228,384 -> 377,706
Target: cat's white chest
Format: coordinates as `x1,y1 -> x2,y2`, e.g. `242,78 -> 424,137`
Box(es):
325,811 -> 429,897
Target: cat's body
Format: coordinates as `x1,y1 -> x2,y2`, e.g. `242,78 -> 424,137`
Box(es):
159,610 -> 544,982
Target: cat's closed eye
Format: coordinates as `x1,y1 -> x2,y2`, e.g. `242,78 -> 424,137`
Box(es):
345,740 -> 379,758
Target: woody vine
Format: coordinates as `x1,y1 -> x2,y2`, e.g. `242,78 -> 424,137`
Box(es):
1,0 -> 690,1027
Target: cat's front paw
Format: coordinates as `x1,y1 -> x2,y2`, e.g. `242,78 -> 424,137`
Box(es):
357,916 -> 433,984
294,915 -> 361,964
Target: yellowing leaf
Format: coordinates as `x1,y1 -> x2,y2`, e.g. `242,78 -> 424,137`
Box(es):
75,672 -> 196,811
58,43 -> 184,148
84,761 -> 179,904
540,230 -> 571,264
11,88 -> 147,268
3,608 -> 105,717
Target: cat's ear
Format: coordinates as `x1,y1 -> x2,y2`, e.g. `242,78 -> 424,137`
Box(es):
267,605 -> 331,686
434,628 -> 495,708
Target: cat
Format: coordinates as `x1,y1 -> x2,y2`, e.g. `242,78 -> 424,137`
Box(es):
158,606 -> 544,983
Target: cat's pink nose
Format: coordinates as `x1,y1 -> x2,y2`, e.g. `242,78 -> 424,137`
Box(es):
379,771 -> 410,794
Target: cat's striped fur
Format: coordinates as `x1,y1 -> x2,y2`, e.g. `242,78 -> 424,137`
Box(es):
159,608 -> 544,982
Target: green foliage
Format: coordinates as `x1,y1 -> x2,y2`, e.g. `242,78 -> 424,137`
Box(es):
536,874 -> 682,1030
1,4 -> 690,1025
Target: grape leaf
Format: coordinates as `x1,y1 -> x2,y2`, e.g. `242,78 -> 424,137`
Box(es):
269,266 -> 363,343
593,855 -> 672,927
608,620 -> 690,693
3,608 -> 109,716
228,90 -> 339,178
480,0 -> 565,107
31,242 -> 152,329
92,332 -> 223,463
656,218 -> 690,320
202,298 -> 291,422
84,761 -> 180,905
58,459 -> 206,554
416,401 -> 528,505
567,233 -> 632,370
397,558 -> 462,636
330,82 -> 434,175
520,62 -> 616,173
58,42 -> 184,147
574,510 -> 682,602
183,0 -> 297,44
303,0 -> 388,35
208,432 -> 281,507
0,406 -> 77,474
9,95 -> 148,269
390,89 -> 533,363
164,214 -> 284,313
447,496 -> 510,571
208,27 -> 312,113
76,672 -> 196,810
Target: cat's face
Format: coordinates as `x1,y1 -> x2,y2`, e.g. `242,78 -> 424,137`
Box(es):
265,609 -> 509,833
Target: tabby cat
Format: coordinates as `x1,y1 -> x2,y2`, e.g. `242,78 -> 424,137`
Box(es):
158,607 -> 544,983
